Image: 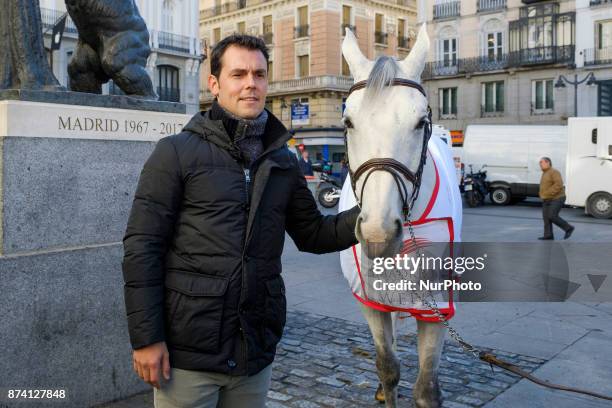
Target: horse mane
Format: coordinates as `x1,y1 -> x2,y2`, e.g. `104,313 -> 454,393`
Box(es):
364,56 -> 399,104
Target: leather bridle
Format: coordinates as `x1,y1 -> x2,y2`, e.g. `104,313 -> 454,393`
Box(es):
344,78 -> 433,222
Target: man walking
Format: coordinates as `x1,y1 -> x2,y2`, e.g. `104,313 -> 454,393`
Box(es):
122,34 -> 359,407
538,157 -> 574,240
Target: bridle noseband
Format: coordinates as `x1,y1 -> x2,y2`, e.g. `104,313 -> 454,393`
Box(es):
344,78 -> 433,222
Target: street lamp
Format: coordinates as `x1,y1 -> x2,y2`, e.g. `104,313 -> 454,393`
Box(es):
554,72 -> 597,117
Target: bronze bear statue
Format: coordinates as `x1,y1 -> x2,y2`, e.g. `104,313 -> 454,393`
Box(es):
0,0 -> 61,90
65,0 -> 157,98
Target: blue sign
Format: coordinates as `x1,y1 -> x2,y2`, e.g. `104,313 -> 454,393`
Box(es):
291,103 -> 309,125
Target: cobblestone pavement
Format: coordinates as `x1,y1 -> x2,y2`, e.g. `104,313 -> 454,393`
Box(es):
266,310 -> 545,408
102,308 -> 547,408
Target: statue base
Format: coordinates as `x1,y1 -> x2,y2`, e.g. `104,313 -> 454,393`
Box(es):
0,99 -> 191,407
0,89 -> 186,114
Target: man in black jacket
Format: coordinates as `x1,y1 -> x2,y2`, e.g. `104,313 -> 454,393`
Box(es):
122,34 -> 359,407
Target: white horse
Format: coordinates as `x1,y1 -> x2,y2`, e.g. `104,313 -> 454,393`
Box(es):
339,25 -> 463,408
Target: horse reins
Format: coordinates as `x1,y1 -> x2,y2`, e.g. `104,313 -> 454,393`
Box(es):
343,78 -> 612,402
344,78 -> 433,222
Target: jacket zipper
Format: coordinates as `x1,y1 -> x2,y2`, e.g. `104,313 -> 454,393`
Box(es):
240,163 -> 250,373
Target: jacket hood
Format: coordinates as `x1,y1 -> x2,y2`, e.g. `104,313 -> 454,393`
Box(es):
183,108 -> 293,160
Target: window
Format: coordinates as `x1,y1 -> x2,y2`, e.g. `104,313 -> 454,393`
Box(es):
296,6 -> 309,38
442,38 -> 457,66
439,87 -> 457,117
598,80 -> 612,116
262,15 -> 273,44
375,13 -> 383,32
398,18 -> 406,38
267,60 -> 273,81
532,79 -> 553,112
375,14 -> 387,45
487,32 -> 503,61
342,5 -> 352,31
342,55 -> 350,76
158,65 -> 180,102
298,55 -> 309,78
482,81 -> 504,114
596,20 -> 612,49
298,6 -> 308,25
213,27 -> 221,45
237,21 -> 245,34
263,15 -> 272,34
162,0 -> 174,32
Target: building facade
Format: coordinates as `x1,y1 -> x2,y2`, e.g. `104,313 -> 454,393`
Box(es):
40,0 -> 202,113
420,0 -> 611,145
576,0 -> 612,117
199,0 -> 417,171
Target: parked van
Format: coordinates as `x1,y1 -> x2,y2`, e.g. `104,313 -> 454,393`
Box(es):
462,125 -> 567,205
566,117 -> 612,219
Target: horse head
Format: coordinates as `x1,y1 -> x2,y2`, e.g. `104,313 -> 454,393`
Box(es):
342,24 -> 431,259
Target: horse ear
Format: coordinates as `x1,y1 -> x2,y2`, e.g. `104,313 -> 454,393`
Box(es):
342,28 -> 372,80
399,23 -> 430,81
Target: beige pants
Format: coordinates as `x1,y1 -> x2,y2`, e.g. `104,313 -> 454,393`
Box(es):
153,364 -> 272,408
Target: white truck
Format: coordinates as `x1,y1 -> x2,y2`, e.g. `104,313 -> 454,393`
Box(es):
462,120 -> 612,218
566,117 -> 612,219
462,125 -> 567,206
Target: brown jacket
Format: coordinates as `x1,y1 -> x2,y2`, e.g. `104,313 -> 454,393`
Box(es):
539,167 -> 565,201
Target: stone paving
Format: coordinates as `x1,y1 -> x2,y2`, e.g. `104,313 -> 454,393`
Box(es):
266,310 -> 545,408
100,308 -> 547,408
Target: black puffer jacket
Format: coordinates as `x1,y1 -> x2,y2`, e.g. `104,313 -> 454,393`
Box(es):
122,108 -> 359,376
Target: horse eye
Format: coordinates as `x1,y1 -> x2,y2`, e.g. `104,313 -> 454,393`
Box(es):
343,117 -> 354,129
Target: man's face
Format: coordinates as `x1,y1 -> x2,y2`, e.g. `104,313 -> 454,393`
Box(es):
302,151 -> 309,161
208,45 -> 268,119
539,159 -> 550,171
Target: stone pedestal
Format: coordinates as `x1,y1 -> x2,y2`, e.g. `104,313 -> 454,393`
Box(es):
0,100 -> 192,407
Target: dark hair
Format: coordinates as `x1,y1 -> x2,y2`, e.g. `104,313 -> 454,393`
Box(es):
210,34 -> 269,78
541,157 -> 552,166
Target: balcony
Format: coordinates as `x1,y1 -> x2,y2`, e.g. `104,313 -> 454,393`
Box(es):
423,61 -> 460,78
509,6 -> 575,67
294,25 -> 309,39
462,55 -> 509,71
40,8 -> 78,34
375,31 -> 388,45
261,32 -> 273,45
590,0 -> 611,5
158,87 -> 181,103
398,37 -> 410,49
433,1 -> 460,20
201,0 -> 248,18
477,0 -> 506,13
508,45 -> 574,66
584,47 -> 612,66
422,54 -> 509,79
157,31 -> 191,54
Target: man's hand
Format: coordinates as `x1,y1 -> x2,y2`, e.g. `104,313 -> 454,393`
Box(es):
133,341 -> 171,389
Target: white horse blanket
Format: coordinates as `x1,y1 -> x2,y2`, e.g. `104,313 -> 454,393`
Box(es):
339,135 -> 463,322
